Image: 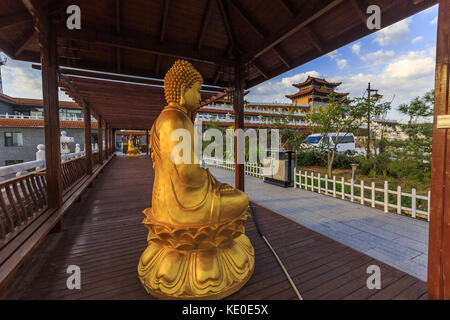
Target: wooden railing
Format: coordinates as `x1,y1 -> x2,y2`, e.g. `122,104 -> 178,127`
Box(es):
0,152 -> 106,242
0,172 -> 47,240
61,157 -> 88,191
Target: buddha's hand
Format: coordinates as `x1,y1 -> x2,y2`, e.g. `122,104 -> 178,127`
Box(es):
219,183 -> 235,193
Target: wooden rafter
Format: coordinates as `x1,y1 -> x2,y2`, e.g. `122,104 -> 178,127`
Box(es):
59,73 -> 92,113
160,0 -> 170,42
57,28 -> 235,67
227,0 -> 264,38
216,0 -> 238,54
15,29 -> 36,57
213,68 -> 224,84
115,0 -> 121,73
253,60 -> 268,79
196,0 -> 214,51
21,0 -> 49,38
350,0 -> 368,24
244,0 -> 345,63
0,11 -> 32,30
272,47 -> 290,68
274,0 -> 295,17
302,26 -> 324,53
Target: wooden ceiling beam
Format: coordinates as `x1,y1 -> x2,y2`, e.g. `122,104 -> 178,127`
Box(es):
196,0 -> 214,51
274,0 -> 295,17
21,0 -> 49,38
227,0 -> 264,38
0,11 -> 33,30
216,0 -> 238,54
253,60 -> 268,79
59,73 -> 92,112
213,68 -> 224,85
272,47 -> 290,68
115,0 -> 122,73
243,0 -> 345,63
350,0 -> 368,24
160,0 -> 170,42
302,26 -> 324,53
15,30 -> 36,57
57,28 -> 235,67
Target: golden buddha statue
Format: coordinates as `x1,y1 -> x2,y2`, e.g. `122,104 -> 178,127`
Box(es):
126,134 -> 140,157
138,60 -> 255,299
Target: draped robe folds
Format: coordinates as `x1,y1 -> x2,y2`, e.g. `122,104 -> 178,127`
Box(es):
147,106 -> 222,226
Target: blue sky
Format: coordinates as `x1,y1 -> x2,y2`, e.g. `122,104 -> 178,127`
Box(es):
0,4 -> 439,123
247,4 -> 439,122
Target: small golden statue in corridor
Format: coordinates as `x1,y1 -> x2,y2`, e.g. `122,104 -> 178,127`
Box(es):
138,60 -> 254,299
126,134 -> 140,157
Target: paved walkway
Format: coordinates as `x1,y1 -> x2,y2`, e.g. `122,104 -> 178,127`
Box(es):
208,167 -> 429,281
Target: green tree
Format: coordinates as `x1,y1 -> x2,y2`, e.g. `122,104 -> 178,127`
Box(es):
395,90 -> 434,163
304,92 -> 362,176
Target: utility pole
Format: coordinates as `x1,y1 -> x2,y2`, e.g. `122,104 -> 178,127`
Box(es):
0,56 -> 7,94
366,82 -> 379,158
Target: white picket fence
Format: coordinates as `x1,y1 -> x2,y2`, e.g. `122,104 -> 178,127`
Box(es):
294,170 -> 430,221
203,157 -> 431,221
203,157 -> 263,178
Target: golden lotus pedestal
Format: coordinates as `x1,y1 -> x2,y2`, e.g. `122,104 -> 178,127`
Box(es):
137,208 -> 255,300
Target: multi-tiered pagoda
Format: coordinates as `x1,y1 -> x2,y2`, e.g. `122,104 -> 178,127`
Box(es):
285,76 -> 348,105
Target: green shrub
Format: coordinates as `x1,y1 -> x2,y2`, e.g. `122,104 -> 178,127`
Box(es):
297,150 -> 327,167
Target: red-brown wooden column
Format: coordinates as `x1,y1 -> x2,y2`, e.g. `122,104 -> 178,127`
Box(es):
233,65 -> 245,191
40,13 -> 62,208
427,0 -> 450,300
110,127 -> 113,156
105,123 -> 110,158
83,104 -> 93,175
98,116 -> 104,164
111,127 -> 114,156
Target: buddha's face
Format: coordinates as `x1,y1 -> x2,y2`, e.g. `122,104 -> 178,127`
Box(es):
180,81 -> 202,112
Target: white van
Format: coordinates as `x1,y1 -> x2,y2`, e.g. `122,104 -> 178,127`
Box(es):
304,133 -> 356,153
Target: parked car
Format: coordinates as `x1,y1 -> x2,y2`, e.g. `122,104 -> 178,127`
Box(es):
303,133 -> 356,152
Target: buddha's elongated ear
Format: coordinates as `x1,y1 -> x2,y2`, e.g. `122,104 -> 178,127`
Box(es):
180,83 -> 187,106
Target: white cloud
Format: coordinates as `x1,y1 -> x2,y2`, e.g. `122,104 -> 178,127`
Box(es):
360,50 -> 395,65
352,43 -> 361,55
326,49 -> 349,70
1,55 -> 72,101
385,49 -> 435,79
331,47 -> 436,120
430,16 -> 438,25
373,18 -> 412,46
337,59 -> 348,70
247,71 -> 321,103
327,50 -> 339,60
412,36 -> 424,44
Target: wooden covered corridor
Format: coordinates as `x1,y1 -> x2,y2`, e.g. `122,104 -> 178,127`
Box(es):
0,0 -> 448,299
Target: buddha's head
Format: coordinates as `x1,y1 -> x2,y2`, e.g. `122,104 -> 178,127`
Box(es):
164,60 -> 203,112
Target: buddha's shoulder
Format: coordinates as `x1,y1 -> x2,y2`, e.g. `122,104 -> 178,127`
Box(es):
156,109 -> 190,128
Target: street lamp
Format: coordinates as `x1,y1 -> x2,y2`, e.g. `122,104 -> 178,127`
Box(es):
366,83 -> 380,158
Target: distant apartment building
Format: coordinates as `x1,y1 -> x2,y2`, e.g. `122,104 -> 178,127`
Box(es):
0,93 -> 100,166
195,76 -> 348,131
